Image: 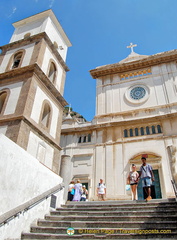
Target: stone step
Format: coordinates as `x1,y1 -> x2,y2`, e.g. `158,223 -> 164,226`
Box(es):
51,209 -> 177,216
62,201 -> 177,208
21,231 -> 177,239
57,205 -> 177,212
44,214 -> 177,222
29,226 -> 177,235
21,199 -> 177,239
37,219 -> 177,228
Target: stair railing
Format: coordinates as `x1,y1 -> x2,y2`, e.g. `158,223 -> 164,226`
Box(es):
171,179 -> 177,198
0,182 -> 64,227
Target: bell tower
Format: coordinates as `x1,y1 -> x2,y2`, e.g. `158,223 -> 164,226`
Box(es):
0,10 -> 71,173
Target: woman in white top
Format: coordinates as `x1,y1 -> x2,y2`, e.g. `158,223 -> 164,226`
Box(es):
127,164 -> 139,200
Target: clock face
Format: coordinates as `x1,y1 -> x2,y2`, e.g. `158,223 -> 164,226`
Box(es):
130,86 -> 146,100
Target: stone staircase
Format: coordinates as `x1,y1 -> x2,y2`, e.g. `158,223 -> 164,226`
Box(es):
21,199 -> 177,239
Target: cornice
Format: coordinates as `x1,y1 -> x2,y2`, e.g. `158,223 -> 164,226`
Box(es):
90,49 -> 177,79
0,32 -> 69,72
0,63 -> 68,107
61,111 -> 177,134
0,115 -> 62,150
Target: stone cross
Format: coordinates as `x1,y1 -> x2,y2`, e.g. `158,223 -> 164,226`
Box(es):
127,43 -> 137,53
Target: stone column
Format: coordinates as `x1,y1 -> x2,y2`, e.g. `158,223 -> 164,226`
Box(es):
60,155 -> 72,202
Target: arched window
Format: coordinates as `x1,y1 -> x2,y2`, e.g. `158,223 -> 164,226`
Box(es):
83,136 -> 87,143
88,134 -> 91,142
78,136 -> 82,143
41,102 -> 51,128
0,91 -> 7,114
124,129 -> 128,138
12,52 -> 23,69
140,127 -> 144,135
146,126 -> 150,135
129,129 -> 133,137
48,62 -> 57,83
152,126 -> 156,134
157,125 -> 162,133
135,128 -> 139,136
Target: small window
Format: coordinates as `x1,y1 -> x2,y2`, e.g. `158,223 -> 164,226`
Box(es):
12,52 -> 23,69
129,129 -> 133,137
157,125 -> 162,133
0,91 -> 7,114
41,103 -> 51,128
135,128 -> 139,136
48,62 -> 57,83
140,127 -> 144,135
124,129 -> 128,138
78,136 -> 82,143
152,126 -> 156,134
83,136 -> 87,143
88,134 -> 91,142
146,126 -> 150,135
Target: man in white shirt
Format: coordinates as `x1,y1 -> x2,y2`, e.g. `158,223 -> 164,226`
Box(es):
97,179 -> 106,201
138,157 -> 155,201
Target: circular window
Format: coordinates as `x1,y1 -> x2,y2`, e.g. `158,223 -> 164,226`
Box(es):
125,84 -> 149,104
130,86 -> 146,100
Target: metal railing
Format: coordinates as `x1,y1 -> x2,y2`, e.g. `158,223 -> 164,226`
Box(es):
171,179 -> 177,198
0,182 -> 64,227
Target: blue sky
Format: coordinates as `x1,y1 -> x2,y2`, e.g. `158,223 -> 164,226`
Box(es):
1,0 -> 177,121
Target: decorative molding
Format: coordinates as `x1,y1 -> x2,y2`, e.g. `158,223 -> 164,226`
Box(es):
90,49 -> 177,79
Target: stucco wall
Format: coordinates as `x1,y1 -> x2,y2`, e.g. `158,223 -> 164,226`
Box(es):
0,133 -> 63,216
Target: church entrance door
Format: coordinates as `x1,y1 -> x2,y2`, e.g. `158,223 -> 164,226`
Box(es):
137,169 -> 162,200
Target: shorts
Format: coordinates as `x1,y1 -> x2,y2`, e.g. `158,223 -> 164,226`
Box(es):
130,183 -> 138,186
98,194 -> 105,200
142,177 -> 152,188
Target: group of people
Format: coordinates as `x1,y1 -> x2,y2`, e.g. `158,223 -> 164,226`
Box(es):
67,179 -> 88,202
127,157 -> 155,201
68,157 -> 155,202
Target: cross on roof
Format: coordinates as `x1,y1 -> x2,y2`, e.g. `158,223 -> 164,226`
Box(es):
127,42 -> 137,53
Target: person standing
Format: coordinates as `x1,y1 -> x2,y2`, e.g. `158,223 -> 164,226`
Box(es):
139,157 -> 155,201
67,180 -> 75,201
72,179 -> 82,201
97,179 -> 106,201
127,164 -> 139,200
80,185 -> 88,201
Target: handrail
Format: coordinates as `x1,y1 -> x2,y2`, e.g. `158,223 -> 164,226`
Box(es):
171,179 -> 177,198
0,182 -> 64,227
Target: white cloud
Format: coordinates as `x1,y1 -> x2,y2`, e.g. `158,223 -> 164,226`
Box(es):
49,0 -> 55,8
7,7 -> 17,18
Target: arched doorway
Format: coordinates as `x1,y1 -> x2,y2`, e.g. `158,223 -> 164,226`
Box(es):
130,153 -> 162,200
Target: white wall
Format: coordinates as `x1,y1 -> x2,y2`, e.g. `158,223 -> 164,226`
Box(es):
0,133 -> 64,239
10,15 -> 68,61
0,133 -> 63,215
27,131 -> 54,169
96,63 -> 177,117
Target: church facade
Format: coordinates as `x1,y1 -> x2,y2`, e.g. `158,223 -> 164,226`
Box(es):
61,45 -> 177,200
